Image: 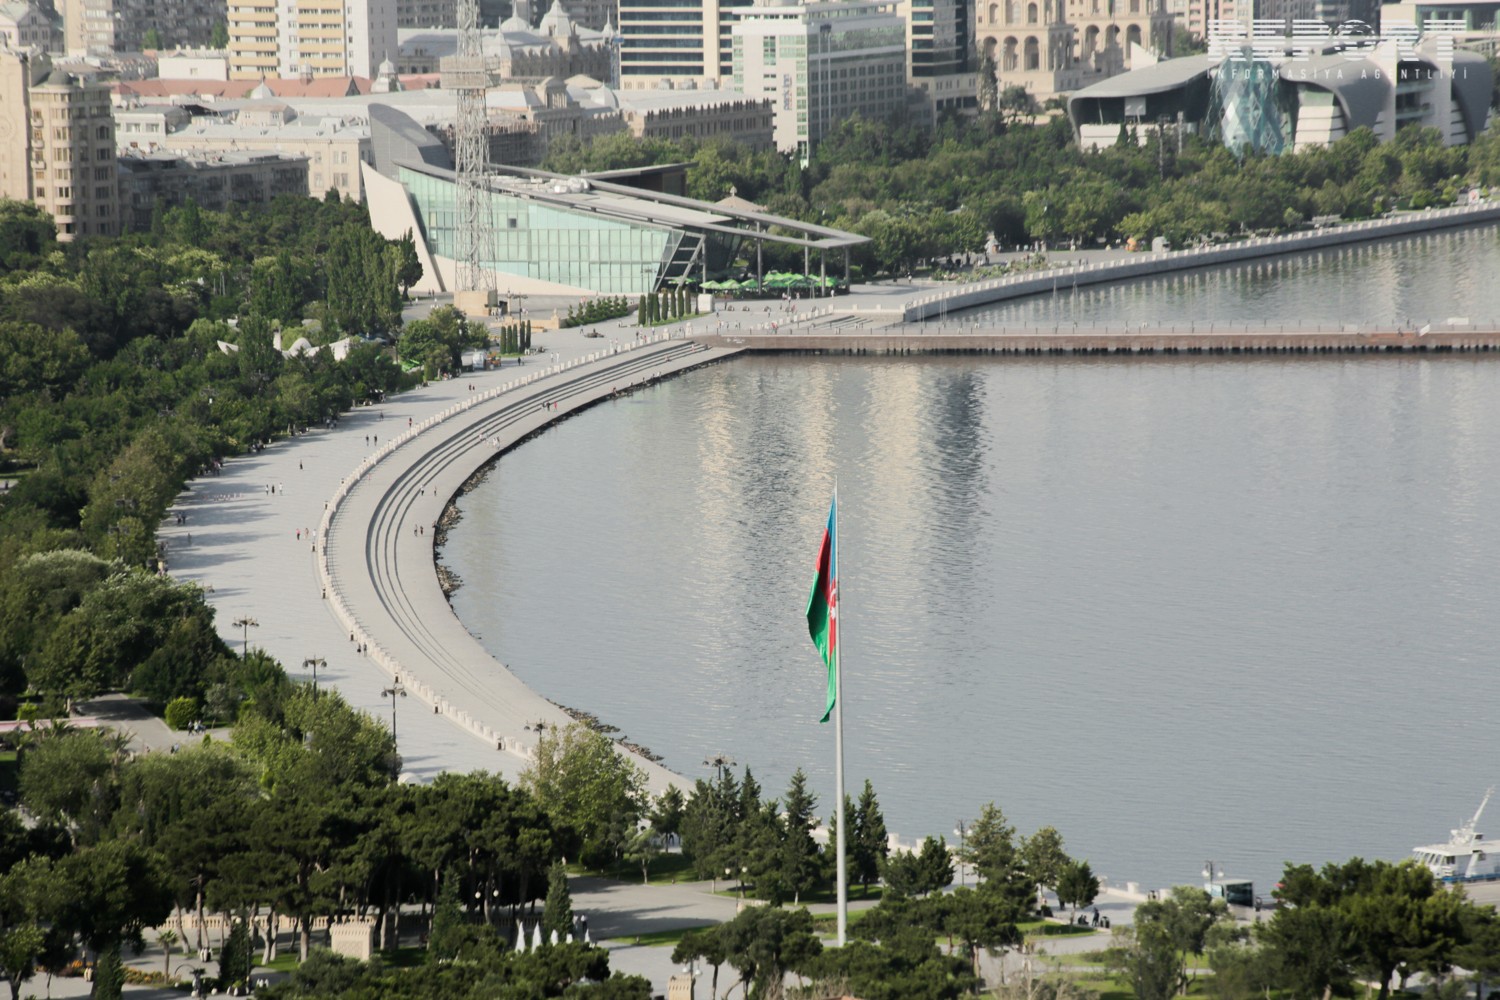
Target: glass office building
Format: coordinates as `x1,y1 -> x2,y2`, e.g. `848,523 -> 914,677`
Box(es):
394,161 -> 865,296
402,165 -> 691,294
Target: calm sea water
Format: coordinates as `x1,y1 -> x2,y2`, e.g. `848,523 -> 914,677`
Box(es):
446,226 -> 1500,893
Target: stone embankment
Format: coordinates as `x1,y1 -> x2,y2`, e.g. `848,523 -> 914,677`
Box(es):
317,334 -> 738,792
896,201 -> 1500,322
695,320 -> 1500,355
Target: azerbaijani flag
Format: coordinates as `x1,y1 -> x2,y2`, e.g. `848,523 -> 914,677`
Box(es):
806,495 -> 838,723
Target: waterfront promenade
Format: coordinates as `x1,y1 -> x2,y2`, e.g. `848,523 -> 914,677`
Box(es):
163,323 -> 736,788
688,200 -> 1500,341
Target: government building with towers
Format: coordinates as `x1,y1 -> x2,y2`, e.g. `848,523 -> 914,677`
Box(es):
975,0 -> 1174,103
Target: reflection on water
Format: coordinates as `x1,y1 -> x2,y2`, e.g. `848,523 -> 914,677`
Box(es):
447,241 -> 1500,892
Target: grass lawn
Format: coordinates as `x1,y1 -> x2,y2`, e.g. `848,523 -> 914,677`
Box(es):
714,883 -> 883,904
1019,918 -> 1100,938
809,907 -> 874,936
571,853 -> 701,886
259,953 -> 302,974
374,946 -> 427,968
1032,948 -> 1117,968
622,925 -> 717,948
0,750 -> 17,796
1071,973 -> 1137,1000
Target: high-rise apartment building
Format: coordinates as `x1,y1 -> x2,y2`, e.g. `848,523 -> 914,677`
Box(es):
731,0 -> 907,159
397,0 -> 455,28
0,48 -> 119,239
618,0 -> 752,87
227,0 -> 398,79
896,0 -> 978,114
560,0 -> 613,31
1184,0 -> 1248,37
62,0 -> 219,53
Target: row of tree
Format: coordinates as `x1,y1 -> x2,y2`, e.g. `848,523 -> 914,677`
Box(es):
1113,860 -> 1500,1000
560,296 -> 631,329
0,194 -> 437,711
544,113 -> 1500,278
638,286 -> 696,326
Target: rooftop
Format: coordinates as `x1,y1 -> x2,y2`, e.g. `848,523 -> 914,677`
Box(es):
400,160 -> 868,252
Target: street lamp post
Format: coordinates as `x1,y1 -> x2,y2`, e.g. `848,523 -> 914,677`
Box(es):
173,963 -> 204,998
726,866 -> 747,903
1202,860 -> 1223,886
302,657 -> 325,698
382,680 -> 407,767
702,753 -> 735,782
954,819 -> 969,887
232,617 -> 259,657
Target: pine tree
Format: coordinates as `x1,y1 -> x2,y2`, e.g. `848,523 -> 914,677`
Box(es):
780,769 -> 821,905
428,872 -> 465,960
219,916 -> 251,985
542,862 -> 573,941
851,779 -> 888,893
94,945 -> 125,1000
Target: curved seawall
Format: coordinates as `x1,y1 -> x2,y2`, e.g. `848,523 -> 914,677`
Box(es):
900,202 -> 1500,322
316,335 -> 739,791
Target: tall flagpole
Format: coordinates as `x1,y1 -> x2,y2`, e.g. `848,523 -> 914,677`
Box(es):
833,481 -> 847,946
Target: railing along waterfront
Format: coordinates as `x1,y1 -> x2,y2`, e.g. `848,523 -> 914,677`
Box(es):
692,319 -> 1500,355
895,201 -> 1500,323
314,330 -> 689,760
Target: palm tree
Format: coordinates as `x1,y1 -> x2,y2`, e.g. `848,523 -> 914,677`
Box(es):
157,929 -> 178,976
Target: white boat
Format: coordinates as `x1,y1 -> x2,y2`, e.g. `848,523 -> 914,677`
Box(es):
1413,787 -> 1500,883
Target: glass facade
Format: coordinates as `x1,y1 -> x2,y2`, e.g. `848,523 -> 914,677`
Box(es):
401,167 -> 677,294
1208,56 -> 1291,155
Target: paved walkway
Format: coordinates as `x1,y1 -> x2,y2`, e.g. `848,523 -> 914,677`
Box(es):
73,694 -> 231,754
164,311 -> 733,787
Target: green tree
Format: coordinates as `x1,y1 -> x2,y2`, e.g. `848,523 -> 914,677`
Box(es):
938,886 -> 1022,986
718,904 -> 822,999
427,873 -> 466,960
680,770 -> 740,884
218,916 -> 251,988
672,928 -> 728,1000
542,862 -> 573,941
649,785 -> 685,842
1021,826 -> 1070,902
18,728 -> 129,846
1116,918 -> 1181,1000
1134,886 -> 1233,996
623,824 -> 661,884
850,779 -> 888,894
780,769 -> 821,904
0,199 -> 57,272
1056,859 -> 1100,915
521,723 -> 646,867
882,836 -> 952,898
1258,901 -> 1354,1000
393,230 -> 423,295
